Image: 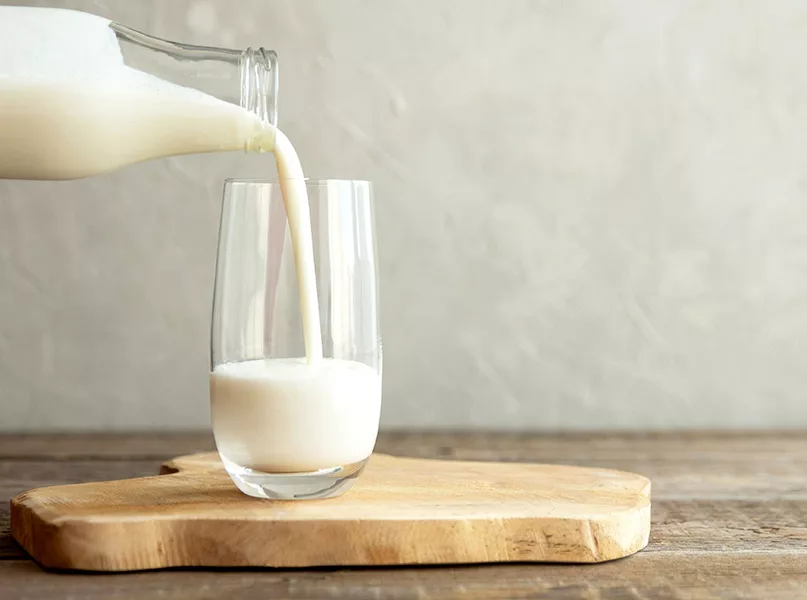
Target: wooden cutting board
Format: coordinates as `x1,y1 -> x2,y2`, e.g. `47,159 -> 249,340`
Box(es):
10,452 -> 651,571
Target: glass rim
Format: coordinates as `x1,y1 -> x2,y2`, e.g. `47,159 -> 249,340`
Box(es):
224,178 -> 371,186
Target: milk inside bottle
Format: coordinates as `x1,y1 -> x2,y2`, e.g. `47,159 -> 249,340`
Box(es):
0,6 -> 276,180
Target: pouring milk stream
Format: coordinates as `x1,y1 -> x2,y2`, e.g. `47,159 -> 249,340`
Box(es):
0,7 -> 380,473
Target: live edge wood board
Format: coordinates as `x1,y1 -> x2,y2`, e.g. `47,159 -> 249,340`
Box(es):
10,452 -> 650,571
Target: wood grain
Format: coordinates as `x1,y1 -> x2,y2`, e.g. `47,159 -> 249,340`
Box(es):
0,433 -> 214,460
10,452 -> 650,570
1,432 -> 806,599
2,554 -> 807,599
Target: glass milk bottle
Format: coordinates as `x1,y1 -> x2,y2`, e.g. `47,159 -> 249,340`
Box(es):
0,6 -> 277,180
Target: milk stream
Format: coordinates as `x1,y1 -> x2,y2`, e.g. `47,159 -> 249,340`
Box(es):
0,6 -> 323,364
1,6 -> 379,472
271,129 -> 323,364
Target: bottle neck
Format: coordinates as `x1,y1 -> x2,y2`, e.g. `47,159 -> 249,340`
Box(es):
109,23 -> 278,127
240,47 -> 278,126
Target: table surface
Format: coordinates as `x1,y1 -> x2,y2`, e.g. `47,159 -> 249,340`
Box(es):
0,431 -> 805,599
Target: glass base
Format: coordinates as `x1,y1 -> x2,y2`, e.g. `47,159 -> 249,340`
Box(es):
220,455 -> 369,500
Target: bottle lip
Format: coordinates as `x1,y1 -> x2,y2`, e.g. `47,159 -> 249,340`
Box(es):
241,47 -> 278,126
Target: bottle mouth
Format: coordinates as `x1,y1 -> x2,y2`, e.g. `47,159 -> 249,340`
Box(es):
241,48 -> 278,127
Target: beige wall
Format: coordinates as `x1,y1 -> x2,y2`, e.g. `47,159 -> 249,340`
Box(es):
2,0 -> 807,430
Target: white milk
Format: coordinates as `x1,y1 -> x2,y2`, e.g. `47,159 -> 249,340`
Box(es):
272,130 -> 323,364
0,6 -> 323,362
1,7 -> 376,472
0,83 -> 268,180
211,358 -> 382,472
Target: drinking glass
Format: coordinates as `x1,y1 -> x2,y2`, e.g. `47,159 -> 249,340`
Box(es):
211,179 -> 381,500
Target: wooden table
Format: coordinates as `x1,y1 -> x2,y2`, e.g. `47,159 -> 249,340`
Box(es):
1,432 -> 805,599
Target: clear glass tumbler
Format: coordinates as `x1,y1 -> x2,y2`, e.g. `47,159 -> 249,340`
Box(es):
210,179 -> 381,500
